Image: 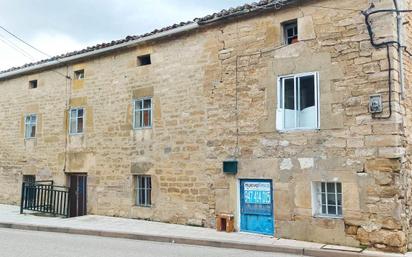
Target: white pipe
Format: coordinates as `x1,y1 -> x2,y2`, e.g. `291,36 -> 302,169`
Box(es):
396,0 -> 405,99
0,23 -> 199,80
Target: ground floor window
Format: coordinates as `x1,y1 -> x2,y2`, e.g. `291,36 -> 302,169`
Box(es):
135,175 -> 151,207
312,182 -> 342,218
23,175 -> 36,184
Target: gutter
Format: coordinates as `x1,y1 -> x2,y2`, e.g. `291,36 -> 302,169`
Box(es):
0,23 -> 199,80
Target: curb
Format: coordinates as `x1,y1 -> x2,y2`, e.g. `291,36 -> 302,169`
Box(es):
0,222 -> 392,257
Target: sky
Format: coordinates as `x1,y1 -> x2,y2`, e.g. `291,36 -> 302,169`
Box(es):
0,0 -> 249,71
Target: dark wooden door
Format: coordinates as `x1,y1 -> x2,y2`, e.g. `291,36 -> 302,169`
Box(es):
68,174 -> 87,217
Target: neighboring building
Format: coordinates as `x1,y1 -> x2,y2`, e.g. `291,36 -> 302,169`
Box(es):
0,0 -> 412,253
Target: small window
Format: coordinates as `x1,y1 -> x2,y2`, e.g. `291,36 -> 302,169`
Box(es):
74,70 -> 85,80
133,98 -> 152,129
23,175 -> 36,184
135,175 -> 152,207
29,80 -> 38,89
69,108 -> 84,134
137,54 -> 151,66
277,72 -> 319,131
24,114 -> 37,139
283,20 -> 298,45
313,182 -> 342,218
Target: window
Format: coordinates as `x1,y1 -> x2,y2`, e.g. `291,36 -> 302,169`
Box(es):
283,20 -> 298,45
313,182 -> 342,218
135,176 -> 151,207
23,175 -> 36,184
24,114 -> 37,139
137,54 -> 151,66
74,69 -> 85,80
69,108 -> 84,134
276,72 -> 319,131
133,98 -> 152,129
29,80 -> 38,89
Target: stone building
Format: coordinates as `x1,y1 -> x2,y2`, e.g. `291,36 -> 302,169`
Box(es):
0,0 -> 411,253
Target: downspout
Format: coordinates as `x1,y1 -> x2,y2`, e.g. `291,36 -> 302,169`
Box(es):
394,0 -> 405,99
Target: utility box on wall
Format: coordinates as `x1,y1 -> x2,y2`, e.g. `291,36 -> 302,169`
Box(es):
223,160 -> 238,174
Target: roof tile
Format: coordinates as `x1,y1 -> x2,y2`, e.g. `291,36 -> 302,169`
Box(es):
0,0 -> 295,76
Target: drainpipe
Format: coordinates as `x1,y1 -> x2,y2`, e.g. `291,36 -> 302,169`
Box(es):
394,0 -> 405,99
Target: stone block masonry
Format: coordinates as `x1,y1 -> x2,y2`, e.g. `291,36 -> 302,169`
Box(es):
0,0 -> 412,253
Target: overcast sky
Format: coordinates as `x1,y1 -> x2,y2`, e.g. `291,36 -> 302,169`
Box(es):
0,0 -> 249,71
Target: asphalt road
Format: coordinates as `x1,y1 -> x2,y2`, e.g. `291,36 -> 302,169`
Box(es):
0,228 -> 306,257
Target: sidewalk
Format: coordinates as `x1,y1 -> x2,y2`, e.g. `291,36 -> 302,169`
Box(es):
0,204 -> 407,257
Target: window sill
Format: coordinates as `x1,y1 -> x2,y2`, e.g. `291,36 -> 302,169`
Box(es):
69,133 -> 84,136
24,137 -> 36,140
313,215 -> 343,220
277,128 -> 320,133
133,127 -> 152,131
134,205 -> 152,208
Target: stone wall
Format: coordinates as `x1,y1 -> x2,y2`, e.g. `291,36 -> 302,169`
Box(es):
0,0 -> 409,253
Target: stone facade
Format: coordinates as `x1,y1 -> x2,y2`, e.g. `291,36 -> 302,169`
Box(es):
0,0 -> 411,253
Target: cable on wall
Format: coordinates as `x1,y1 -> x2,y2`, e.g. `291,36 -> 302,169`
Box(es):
361,1 -> 412,119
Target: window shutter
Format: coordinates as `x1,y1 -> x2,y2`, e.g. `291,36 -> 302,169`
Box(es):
276,77 -> 283,131
276,108 -> 283,131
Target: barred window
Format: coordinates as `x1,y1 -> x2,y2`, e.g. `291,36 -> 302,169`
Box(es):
69,108 -> 84,134
313,182 -> 342,218
133,98 -> 152,129
25,114 -> 37,139
135,176 -> 151,207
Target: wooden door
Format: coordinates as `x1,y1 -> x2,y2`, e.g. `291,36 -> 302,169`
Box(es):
68,174 -> 87,217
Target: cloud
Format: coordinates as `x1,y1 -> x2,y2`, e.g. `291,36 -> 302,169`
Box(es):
0,0 -> 249,71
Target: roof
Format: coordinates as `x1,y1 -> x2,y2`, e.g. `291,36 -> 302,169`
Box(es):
0,0 -> 297,79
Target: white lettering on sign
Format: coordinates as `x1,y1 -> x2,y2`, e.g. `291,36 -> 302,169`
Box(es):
243,182 -> 272,205
244,182 -> 271,192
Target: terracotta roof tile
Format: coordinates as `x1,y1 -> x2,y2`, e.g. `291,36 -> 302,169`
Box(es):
0,0 -> 295,76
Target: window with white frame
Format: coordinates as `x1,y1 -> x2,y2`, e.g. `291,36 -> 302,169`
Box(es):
69,108 -> 84,134
135,175 -> 151,207
24,114 -> 37,139
133,98 -> 152,129
74,69 -> 85,80
283,20 -> 298,45
276,72 -> 319,131
313,182 -> 342,218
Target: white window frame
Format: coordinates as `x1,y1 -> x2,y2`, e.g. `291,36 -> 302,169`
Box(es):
135,175 -> 152,207
312,182 -> 342,219
133,97 -> 153,129
276,72 -> 320,131
69,108 -> 85,135
24,114 -> 37,139
74,69 -> 85,80
283,20 -> 298,45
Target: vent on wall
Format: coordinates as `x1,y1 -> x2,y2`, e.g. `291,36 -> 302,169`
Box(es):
29,80 -> 38,89
137,54 -> 151,66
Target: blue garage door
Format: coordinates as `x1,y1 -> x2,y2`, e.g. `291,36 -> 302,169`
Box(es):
240,179 -> 274,236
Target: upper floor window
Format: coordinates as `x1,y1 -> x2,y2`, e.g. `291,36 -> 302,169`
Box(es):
137,54 -> 151,66
133,98 -> 152,129
276,72 -> 319,131
283,20 -> 298,45
312,182 -> 342,218
69,108 -> 84,134
24,114 -> 37,139
74,69 -> 85,80
29,80 -> 38,89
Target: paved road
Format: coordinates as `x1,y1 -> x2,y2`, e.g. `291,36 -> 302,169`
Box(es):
0,228 -> 305,257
